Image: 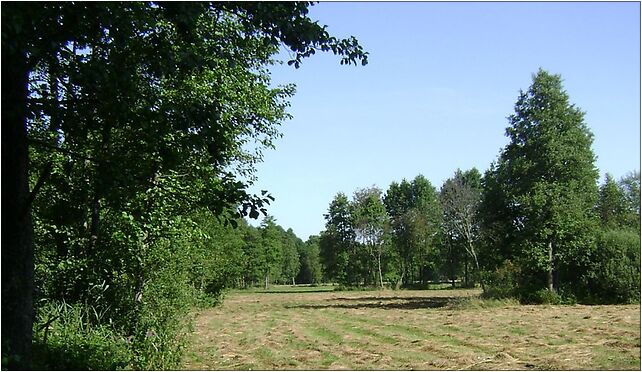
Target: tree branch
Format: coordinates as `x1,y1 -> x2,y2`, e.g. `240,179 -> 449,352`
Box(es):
23,161 -> 53,215
28,138 -> 100,163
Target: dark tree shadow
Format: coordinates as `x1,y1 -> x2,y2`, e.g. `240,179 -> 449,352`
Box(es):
285,296 -> 460,310
260,289 -> 335,294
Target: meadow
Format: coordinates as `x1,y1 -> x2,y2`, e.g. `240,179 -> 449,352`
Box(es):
182,287 -> 640,370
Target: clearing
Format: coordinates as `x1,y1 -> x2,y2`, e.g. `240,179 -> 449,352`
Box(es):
182,287 -> 640,370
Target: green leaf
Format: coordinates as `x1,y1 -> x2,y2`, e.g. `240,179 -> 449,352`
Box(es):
249,209 -> 259,219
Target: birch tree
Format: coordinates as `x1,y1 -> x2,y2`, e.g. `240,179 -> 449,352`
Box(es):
440,168 -> 484,290
352,187 -> 389,289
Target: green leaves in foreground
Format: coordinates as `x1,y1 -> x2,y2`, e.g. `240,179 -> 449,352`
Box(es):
9,1 -> 369,369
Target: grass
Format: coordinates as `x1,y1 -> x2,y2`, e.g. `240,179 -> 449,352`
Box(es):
181,287 -> 640,370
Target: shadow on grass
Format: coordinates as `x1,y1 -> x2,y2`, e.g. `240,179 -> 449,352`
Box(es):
285,296 -> 462,310
260,289 -> 336,294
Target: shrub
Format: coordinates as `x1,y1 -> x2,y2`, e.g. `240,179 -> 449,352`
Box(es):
520,288 -> 562,305
583,228 -> 640,304
481,260 -> 520,299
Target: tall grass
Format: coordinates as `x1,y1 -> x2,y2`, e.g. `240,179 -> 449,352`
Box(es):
33,300 -> 132,370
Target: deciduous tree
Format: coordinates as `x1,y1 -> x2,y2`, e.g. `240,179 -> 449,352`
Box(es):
488,68 -> 599,297
2,2 -> 368,367
619,171 -> 641,232
352,187 -> 389,289
384,175 -> 441,287
320,193 -> 356,284
597,173 -> 628,229
440,168 -> 483,289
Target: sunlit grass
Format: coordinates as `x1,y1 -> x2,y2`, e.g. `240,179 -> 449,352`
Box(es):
182,289 -> 641,370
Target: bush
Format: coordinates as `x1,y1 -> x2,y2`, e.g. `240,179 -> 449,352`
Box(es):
520,288 -> 562,305
481,260 -> 520,300
583,229 -> 640,304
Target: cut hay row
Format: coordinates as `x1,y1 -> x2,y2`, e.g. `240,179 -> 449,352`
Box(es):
182,288 -> 640,370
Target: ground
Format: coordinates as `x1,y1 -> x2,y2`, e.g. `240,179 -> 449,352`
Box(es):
181,286 -> 640,370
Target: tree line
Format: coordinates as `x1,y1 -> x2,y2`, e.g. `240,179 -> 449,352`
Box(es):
318,69 -> 640,305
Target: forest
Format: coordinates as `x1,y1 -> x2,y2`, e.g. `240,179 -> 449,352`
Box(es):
2,2 -> 639,370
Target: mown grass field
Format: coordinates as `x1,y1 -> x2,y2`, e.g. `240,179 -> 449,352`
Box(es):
182,287 -> 640,370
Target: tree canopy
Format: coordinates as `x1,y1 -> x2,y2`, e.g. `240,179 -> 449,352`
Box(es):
2,2 -> 367,369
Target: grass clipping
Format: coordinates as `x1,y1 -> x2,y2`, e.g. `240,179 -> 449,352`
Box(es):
183,287 -> 640,370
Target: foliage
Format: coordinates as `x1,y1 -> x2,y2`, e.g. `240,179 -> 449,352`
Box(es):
384,175 -> 441,287
297,236 -> 323,284
520,289 -> 563,305
320,193 -> 356,284
597,173 -> 629,229
32,301 -> 131,370
281,228 -> 302,285
352,187 -> 390,288
259,216 -> 284,288
4,1 -> 369,368
584,229 -> 640,304
483,68 -> 600,299
481,260 -> 520,300
618,171 -> 641,232
315,69 -> 638,307
440,168 -> 483,289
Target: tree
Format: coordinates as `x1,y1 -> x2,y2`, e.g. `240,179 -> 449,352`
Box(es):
320,193 -> 356,284
384,175 -> 441,287
478,162 -> 515,270
619,171 -> 641,232
259,216 -> 283,289
240,225 -> 265,288
2,2 -> 368,367
297,235 -> 322,284
597,173 -> 628,229
384,179 -> 414,286
589,172 -> 641,304
281,228 -> 302,285
440,168 -> 484,289
352,187 -> 389,289
489,69 -> 599,298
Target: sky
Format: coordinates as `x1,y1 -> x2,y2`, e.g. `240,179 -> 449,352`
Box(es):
247,2 -> 641,240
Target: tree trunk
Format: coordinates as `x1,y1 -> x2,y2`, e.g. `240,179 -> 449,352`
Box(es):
464,258 -> 469,288
264,272 -> 269,290
377,252 -> 384,289
399,260 -> 406,288
469,243 -> 485,292
547,241 -> 554,292
1,44 -> 33,369
292,277 -> 295,286
449,234 -> 456,288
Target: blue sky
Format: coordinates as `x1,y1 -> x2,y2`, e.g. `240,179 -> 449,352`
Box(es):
247,2 -> 640,240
